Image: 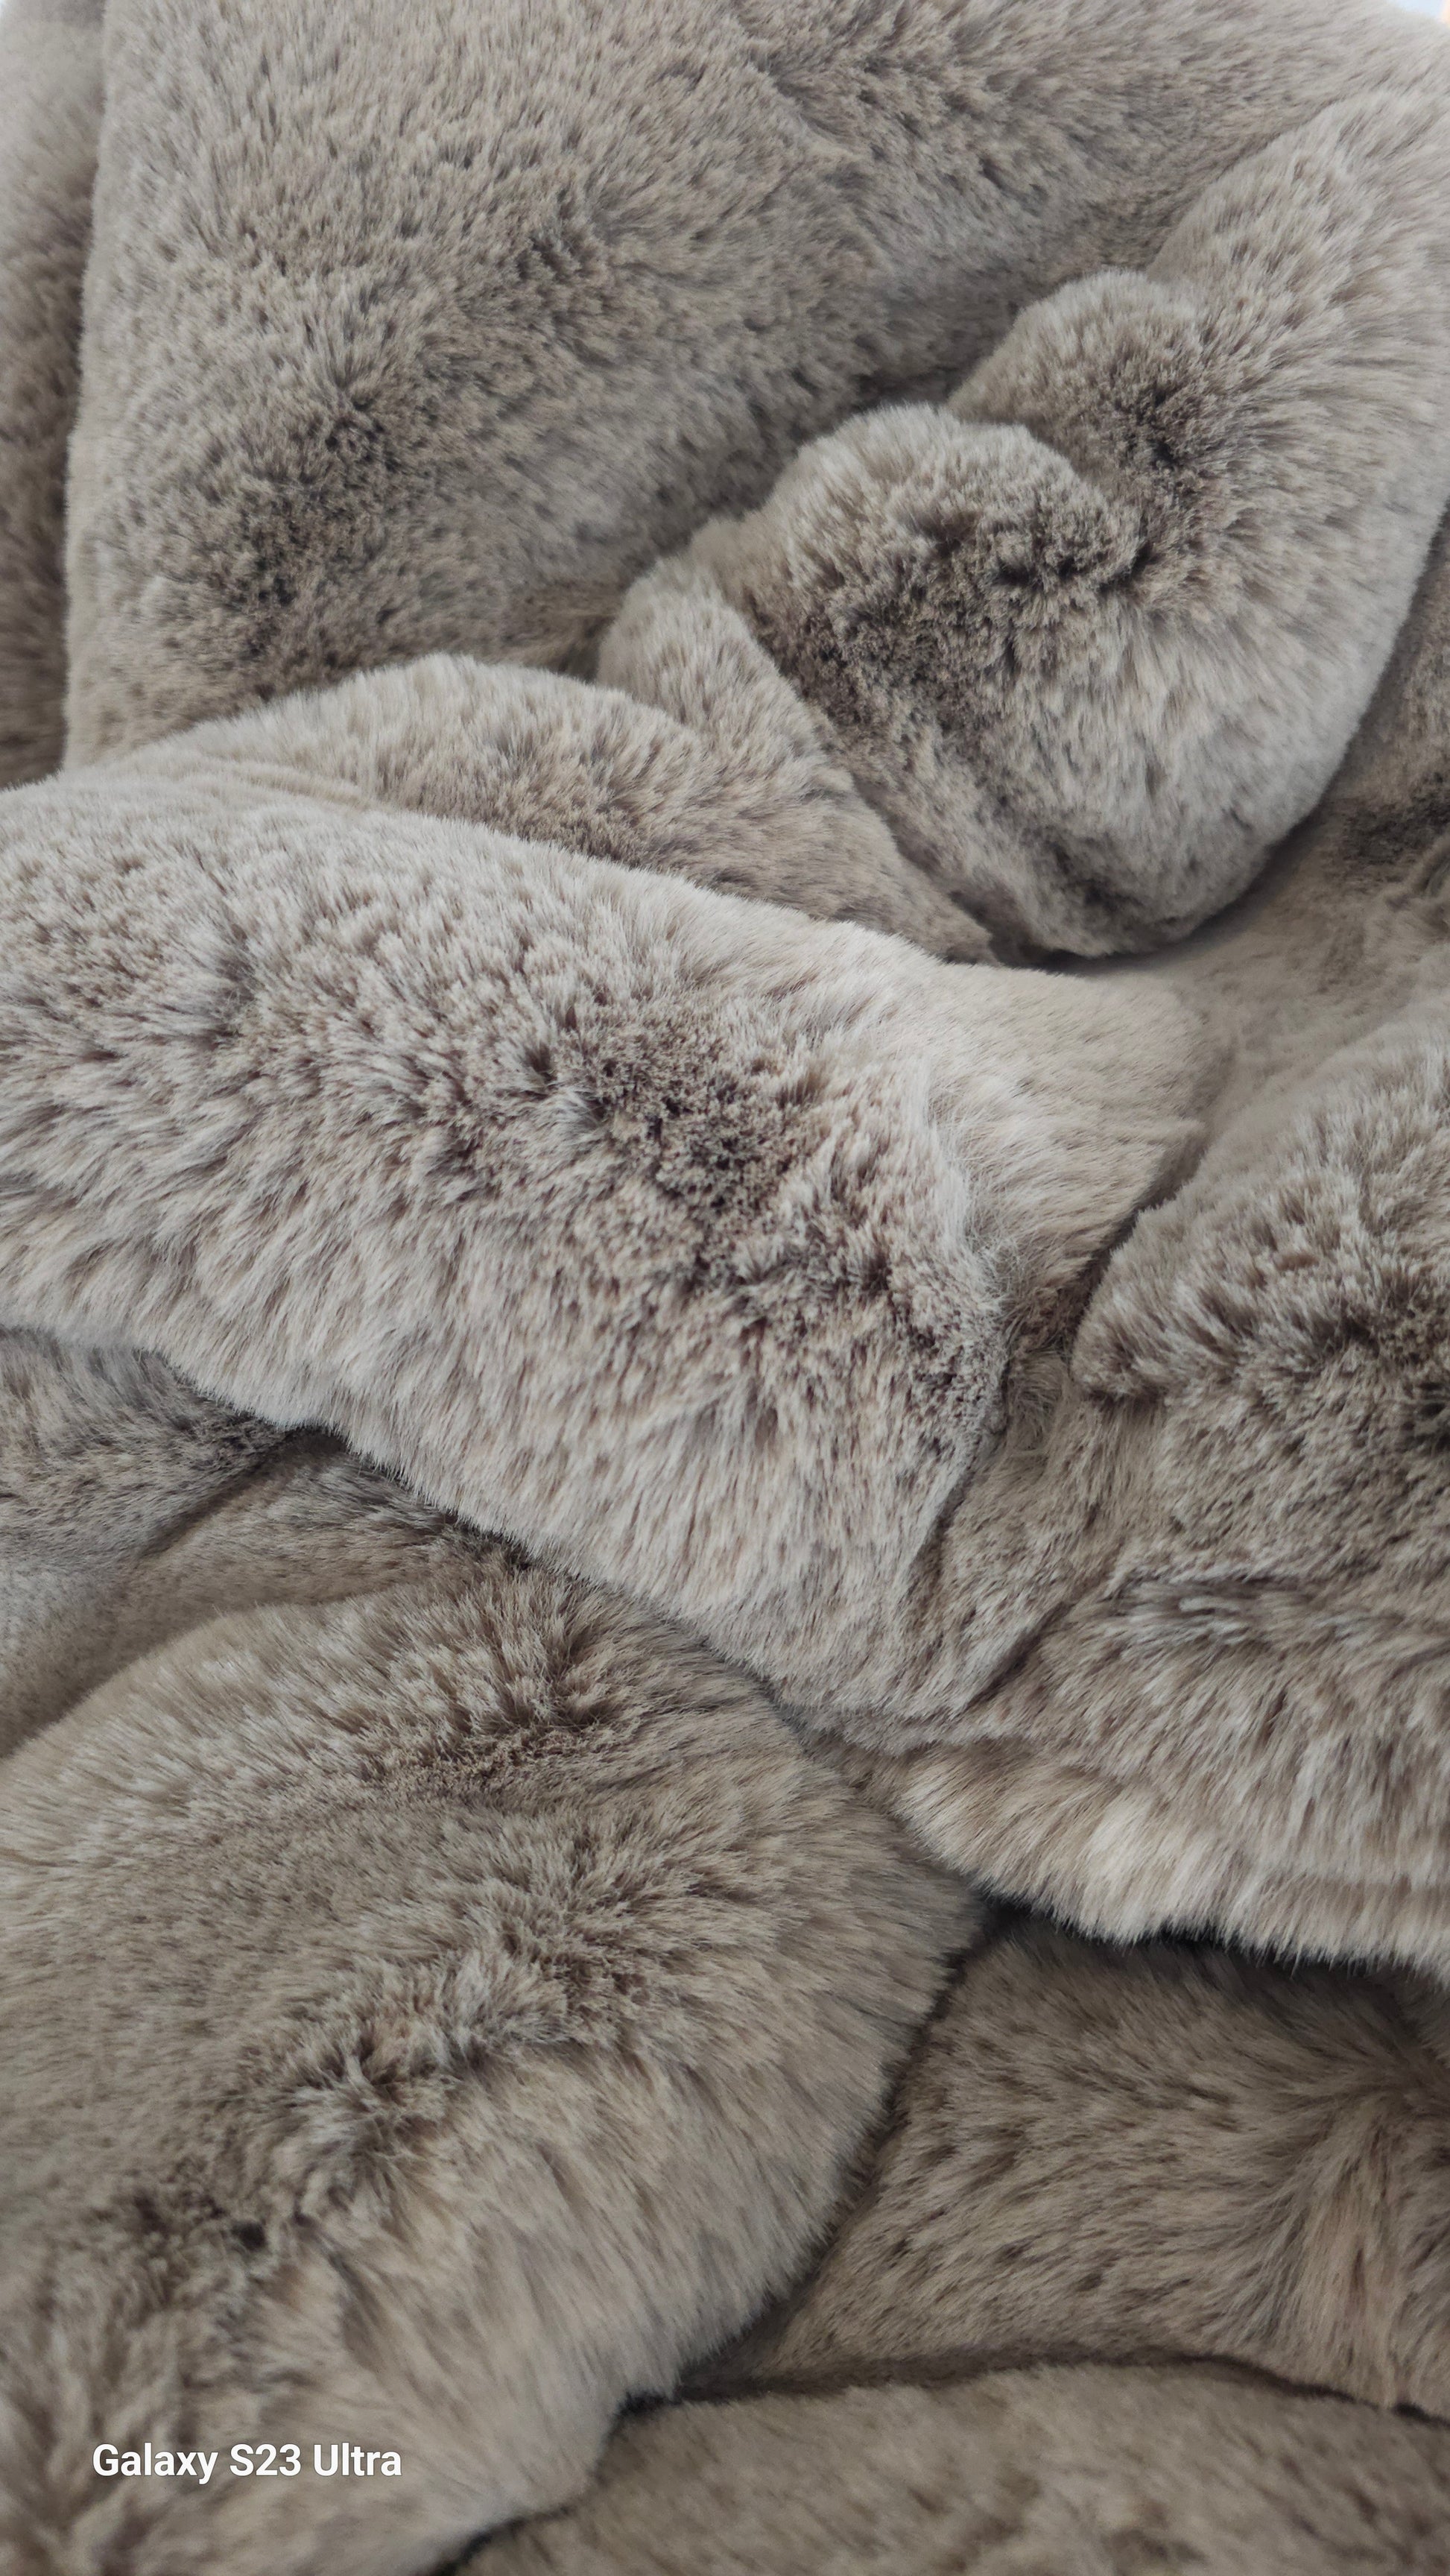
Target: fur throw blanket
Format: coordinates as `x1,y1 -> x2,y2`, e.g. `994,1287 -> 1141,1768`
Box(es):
6,1 -> 1450,2567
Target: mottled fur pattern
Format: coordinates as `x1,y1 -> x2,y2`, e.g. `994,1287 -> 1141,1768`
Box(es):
6,0 -> 1450,2569
466,2369 -> 1450,2575
0,1556 -> 967,2574
0,728 -> 1206,1710
60,0 -> 1450,764
661,83 -> 1450,952
0,0 -> 101,786
727,1924 -> 1450,2418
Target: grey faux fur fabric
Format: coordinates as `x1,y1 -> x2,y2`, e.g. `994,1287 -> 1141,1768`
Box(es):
5,2 -> 1450,2570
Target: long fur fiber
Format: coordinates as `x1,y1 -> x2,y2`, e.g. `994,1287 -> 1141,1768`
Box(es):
5,1 -> 1450,2569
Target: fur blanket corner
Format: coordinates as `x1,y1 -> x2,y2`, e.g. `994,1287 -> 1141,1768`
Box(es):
5,2 -> 1450,2569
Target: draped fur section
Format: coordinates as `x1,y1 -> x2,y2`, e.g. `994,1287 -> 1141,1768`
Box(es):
4,3 -> 1450,2569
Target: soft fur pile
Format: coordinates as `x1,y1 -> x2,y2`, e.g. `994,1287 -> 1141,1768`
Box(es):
5,1 -> 1450,2569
